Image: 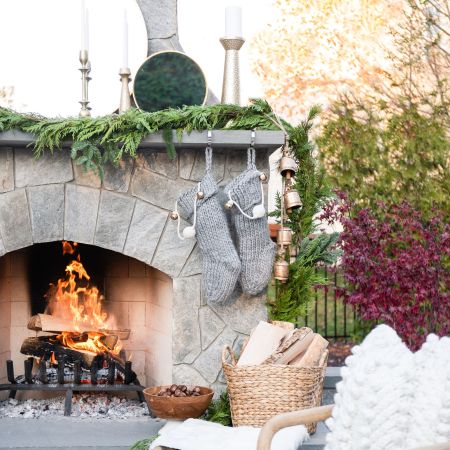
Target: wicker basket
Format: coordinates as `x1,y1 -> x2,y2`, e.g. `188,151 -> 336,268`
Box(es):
222,345 -> 328,434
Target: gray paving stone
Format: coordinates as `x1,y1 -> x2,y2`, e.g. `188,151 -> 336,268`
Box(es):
0,147 -> 14,193
179,244 -> 202,277
178,149 -> 196,180
137,152 -> 178,180
15,148 -> 73,187
211,291 -> 268,334
28,184 -> 64,243
131,168 -> 195,211
199,306 -> 225,350
190,149 -> 226,182
123,200 -> 168,265
194,327 -> 237,384
94,190 -> 136,252
172,364 -> 207,387
103,158 -> 134,193
72,161 -> 101,188
151,217 -> 195,277
224,148 -> 271,183
172,275 -> 202,364
0,417 -> 164,449
0,189 -> 32,252
64,184 -> 100,244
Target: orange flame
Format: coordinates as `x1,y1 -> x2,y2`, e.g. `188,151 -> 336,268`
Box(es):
46,242 -> 121,356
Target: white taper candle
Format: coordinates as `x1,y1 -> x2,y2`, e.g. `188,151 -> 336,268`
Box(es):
81,0 -> 86,50
122,10 -> 128,68
85,8 -> 89,52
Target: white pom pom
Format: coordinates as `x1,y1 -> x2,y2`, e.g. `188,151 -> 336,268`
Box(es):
182,226 -> 196,239
252,203 -> 266,218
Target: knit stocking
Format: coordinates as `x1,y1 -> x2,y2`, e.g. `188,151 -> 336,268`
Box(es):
225,148 -> 276,295
175,147 -> 241,305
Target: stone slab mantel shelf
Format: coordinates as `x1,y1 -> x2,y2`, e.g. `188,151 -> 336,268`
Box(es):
0,129 -> 285,151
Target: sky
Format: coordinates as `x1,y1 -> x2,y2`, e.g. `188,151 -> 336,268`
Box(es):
0,0 -> 276,116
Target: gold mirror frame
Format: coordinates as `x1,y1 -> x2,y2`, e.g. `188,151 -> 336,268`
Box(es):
132,50 -> 208,112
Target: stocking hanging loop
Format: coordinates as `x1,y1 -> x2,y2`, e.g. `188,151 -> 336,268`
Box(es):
205,130 -> 213,173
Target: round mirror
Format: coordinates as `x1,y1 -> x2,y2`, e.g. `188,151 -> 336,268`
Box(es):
133,51 -> 207,112
0,0 -> 147,117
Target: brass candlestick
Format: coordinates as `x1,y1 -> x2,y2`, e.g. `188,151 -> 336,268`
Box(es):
79,50 -> 91,117
220,37 -> 245,105
119,68 -> 132,113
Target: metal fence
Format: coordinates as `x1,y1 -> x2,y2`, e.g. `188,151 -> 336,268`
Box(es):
297,267 -> 357,340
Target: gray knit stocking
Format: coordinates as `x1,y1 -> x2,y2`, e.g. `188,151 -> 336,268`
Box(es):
225,148 -> 276,295
176,147 -> 241,305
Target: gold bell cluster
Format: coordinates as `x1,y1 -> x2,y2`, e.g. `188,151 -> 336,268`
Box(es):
274,138 -> 301,283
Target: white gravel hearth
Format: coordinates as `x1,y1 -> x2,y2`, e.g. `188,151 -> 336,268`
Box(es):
0,395 -> 149,420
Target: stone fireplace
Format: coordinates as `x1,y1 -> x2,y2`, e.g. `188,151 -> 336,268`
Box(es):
0,131 -> 283,396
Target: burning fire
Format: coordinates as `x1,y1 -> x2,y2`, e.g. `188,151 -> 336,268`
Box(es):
46,242 -> 121,356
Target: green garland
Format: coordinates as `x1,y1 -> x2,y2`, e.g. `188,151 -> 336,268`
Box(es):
0,99 -> 282,177
0,99 -> 336,322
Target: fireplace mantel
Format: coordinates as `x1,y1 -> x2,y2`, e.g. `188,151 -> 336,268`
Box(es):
0,130 -> 285,151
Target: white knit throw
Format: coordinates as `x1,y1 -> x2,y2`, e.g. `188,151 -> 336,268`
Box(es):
325,325 -> 450,450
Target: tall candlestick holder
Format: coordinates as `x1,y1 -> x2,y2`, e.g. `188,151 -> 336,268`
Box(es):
220,37 -> 245,105
79,50 -> 91,117
119,67 -> 132,113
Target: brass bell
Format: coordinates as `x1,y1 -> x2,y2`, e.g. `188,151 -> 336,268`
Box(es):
170,211 -> 179,220
259,172 -> 268,182
274,259 -> 289,283
279,155 -> 297,178
197,191 -> 205,199
284,188 -> 302,213
225,200 -> 234,209
277,227 -> 293,247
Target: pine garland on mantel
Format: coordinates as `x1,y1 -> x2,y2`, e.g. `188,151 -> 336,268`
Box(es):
0,98 -> 336,323
0,99 -> 283,177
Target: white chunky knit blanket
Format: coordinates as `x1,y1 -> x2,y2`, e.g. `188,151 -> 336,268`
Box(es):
325,325 -> 450,450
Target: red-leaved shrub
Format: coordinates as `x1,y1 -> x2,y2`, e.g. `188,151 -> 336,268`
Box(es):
322,194 -> 450,350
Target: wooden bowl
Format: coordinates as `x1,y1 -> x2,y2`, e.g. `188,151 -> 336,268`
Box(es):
143,386 -> 214,420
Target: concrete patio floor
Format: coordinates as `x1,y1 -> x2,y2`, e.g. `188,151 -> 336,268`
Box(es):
0,417 -> 328,449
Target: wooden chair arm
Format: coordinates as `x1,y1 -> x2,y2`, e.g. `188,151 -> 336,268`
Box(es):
257,404 -> 333,450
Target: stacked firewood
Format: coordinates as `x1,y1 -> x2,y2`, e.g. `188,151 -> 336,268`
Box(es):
235,320 -> 328,367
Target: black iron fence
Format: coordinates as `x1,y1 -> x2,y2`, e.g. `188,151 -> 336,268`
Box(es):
297,267 -> 357,340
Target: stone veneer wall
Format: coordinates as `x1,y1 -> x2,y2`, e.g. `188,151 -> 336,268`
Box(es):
0,146 -> 269,390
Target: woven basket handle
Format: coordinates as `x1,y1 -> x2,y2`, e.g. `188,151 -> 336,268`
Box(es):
222,345 -> 237,366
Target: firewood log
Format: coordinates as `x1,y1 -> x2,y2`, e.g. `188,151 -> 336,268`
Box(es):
290,334 -> 329,367
20,336 -> 98,369
27,314 -> 130,340
263,327 -> 314,365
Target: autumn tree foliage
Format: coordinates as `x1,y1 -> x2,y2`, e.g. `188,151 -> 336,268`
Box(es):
250,0 -> 404,121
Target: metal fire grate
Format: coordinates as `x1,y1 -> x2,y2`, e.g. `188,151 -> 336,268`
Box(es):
0,358 -> 147,416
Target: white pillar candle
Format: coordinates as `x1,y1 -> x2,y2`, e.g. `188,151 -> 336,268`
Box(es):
225,6 -> 242,38
122,10 -> 128,68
